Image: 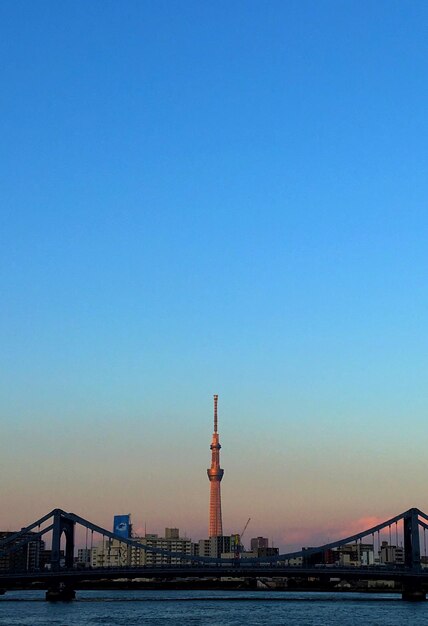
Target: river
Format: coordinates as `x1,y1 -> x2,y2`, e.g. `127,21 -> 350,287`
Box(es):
1,590 -> 428,625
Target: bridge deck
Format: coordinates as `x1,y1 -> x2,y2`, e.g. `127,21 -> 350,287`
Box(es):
1,565 -> 428,586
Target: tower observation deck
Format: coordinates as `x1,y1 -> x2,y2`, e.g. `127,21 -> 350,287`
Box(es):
207,394 -> 224,537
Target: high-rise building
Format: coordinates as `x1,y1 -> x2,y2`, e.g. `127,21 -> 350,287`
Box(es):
207,394 -> 224,537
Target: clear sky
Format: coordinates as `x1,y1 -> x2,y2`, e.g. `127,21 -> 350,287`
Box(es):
1,0 -> 428,550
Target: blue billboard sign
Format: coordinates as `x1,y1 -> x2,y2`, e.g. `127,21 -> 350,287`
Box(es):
113,514 -> 131,538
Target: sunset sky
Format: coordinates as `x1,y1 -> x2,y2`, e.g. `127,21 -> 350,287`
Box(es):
1,0 -> 428,551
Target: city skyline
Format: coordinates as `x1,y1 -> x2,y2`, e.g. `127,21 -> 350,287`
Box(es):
2,0 -> 428,554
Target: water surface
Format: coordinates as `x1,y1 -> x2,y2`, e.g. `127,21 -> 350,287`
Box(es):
1,590 -> 428,625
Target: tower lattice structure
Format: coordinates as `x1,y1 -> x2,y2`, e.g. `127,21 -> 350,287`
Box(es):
207,394 -> 224,537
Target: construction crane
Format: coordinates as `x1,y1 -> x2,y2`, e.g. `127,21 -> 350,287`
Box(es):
241,517 -> 251,542
234,518 -> 251,559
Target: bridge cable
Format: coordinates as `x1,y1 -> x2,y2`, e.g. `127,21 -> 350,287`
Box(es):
395,521 -> 398,548
424,528 -> 427,558
85,526 -> 88,566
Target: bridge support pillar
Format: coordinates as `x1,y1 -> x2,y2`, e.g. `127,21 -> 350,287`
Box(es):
402,580 -> 426,602
51,510 -> 75,571
46,584 -> 76,602
402,509 -> 424,600
404,509 -> 421,569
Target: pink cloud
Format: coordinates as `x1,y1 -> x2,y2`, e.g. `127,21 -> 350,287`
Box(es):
278,516 -> 388,552
333,516 -> 385,540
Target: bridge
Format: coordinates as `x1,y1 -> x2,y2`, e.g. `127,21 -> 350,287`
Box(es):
2,507 -> 428,601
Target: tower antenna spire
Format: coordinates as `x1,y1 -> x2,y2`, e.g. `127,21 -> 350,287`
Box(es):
213,394 -> 218,433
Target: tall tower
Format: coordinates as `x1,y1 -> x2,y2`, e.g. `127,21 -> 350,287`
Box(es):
207,394 -> 224,537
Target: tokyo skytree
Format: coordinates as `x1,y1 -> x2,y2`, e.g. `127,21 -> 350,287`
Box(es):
207,394 -> 224,537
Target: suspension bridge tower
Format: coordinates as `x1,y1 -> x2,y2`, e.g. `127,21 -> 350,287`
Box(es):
207,394 -> 224,537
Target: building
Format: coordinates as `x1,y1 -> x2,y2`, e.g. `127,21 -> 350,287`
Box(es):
379,541 -> 404,565
207,394 -> 224,537
91,539 -> 130,568
249,537 -> 278,558
165,528 -> 179,540
254,546 -> 279,559
329,542 -> 375,567
0,531 -> 43,572
89,514 -> 133,568
251,537 -> 269,551
76,548 -> 91,567
199,535 -> 232,559
90,528 -> 193,568
197,535 -> 278,560
130,529 -> 193,567
302,542 -> 375,567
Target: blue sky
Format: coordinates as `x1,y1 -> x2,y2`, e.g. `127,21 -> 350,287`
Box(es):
1,0 -> 428,547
